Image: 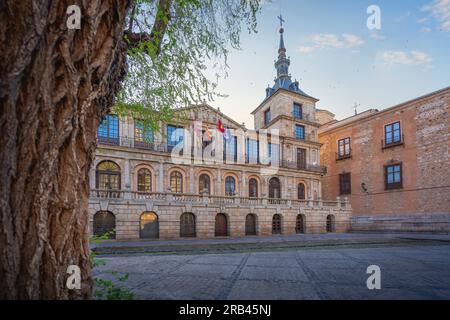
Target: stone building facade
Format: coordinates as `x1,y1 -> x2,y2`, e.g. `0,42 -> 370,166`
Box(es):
88,22 -> 351,240
318,87 -> 450,232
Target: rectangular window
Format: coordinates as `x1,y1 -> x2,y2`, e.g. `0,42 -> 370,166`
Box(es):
246,138 -> 259,163
268,143 -> 280,164
337,137 -> 351,158
167,125 -> 184,147
98,115 -> 119,138
339,173 -> 351,195
135,121 -> 153,143
293,103 -> 302,119
224,136 -> 237,161
385,121 -> 401,145
264,109 -> 271,126
385,164 -> 402,190
295,125 -> 305,140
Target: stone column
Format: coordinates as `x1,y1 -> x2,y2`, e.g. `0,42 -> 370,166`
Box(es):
241,171 -> 246,197
89,167 -> 96,190
158,162 -> 164,192
124,159 -> 131,190
189,166 -> 194,194
216,168 -> 222,196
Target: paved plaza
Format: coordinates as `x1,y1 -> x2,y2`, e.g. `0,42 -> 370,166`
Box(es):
92,234 -> 450,300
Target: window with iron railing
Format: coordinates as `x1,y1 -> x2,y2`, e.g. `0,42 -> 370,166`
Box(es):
246,138 -> 259,163
98,115 -> 119,145
135,121 -> 153,148
167,125 -> 184,148
224,135 -> 238,162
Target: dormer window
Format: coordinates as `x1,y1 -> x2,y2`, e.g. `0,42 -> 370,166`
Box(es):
293,103 -> 302,119
264,109 -> 271,126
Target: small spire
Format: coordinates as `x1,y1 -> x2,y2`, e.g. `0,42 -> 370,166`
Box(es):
278,14 -> 286,51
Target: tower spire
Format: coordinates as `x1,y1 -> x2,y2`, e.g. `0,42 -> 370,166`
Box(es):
265,16 -> 311,99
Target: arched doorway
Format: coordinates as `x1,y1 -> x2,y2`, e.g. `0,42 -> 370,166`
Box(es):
215,213 -> 228,237
272,214 -> 282,235
298,183 -> 306,200
93,211 -> 115,239
245,214 -> 257,236
326,215 -> 335,233
296,214 -> 306,234
140,212 -> 159,239
269,178 -> 281,203
180,213 -> 196,237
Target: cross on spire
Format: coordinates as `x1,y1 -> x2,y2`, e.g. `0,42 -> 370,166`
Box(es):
277,14 -> 285,28
353,103 -> 360,115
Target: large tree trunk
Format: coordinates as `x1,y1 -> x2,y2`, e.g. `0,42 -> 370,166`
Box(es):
0,0 -> 131,299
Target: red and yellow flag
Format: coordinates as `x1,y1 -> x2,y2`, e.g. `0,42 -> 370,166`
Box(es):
217,119 -> 225,133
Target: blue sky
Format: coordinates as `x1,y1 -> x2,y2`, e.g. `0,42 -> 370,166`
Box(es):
206,0 -> 450,128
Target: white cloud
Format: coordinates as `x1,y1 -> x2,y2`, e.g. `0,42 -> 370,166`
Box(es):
422,0 -> 450,32
380,50 -> 432,66
369,30 -> 387,40
297,33 -> 364,53
421,26 -> 433,32
417,17 -> 429,24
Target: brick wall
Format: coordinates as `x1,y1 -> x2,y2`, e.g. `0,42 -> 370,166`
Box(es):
319,88 -> 450,232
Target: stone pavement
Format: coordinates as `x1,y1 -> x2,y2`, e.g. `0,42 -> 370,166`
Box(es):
92,236 -> 450,299
91,232 -> 450,255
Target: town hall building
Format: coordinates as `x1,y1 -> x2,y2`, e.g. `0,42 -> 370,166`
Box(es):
88,21 -> 351,240
88,19 -> 449,240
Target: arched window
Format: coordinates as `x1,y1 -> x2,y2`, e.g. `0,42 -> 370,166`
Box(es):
140,212 -> 159,239
199,174 -> 211,195
215,213 -> 228,237
93,211 -> 115,239
180,213 -> 196,237
225,176 -> 236,196
170,171 -> 183,193
296,214 -> 305,234
298,183 -> 306,200
245,214 -> 257,236
137,168 -> 152,192
326,215 -> 335,233
268,177 -> 281,199
249,178 -> 258,198
96,161 -> 121,190
272,214 -> 282,235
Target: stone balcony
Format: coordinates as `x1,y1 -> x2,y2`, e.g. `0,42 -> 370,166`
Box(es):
89,189 -> 350,211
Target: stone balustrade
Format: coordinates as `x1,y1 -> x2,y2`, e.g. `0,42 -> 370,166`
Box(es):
89,189 -> 351,211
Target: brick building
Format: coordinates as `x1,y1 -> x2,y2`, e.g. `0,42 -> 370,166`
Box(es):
318,87 -> 450,232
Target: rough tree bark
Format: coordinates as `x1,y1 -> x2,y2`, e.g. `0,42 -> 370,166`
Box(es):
0,0 -> 131,299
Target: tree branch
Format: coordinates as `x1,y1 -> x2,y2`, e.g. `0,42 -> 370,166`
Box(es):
124,0 -> 171,58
